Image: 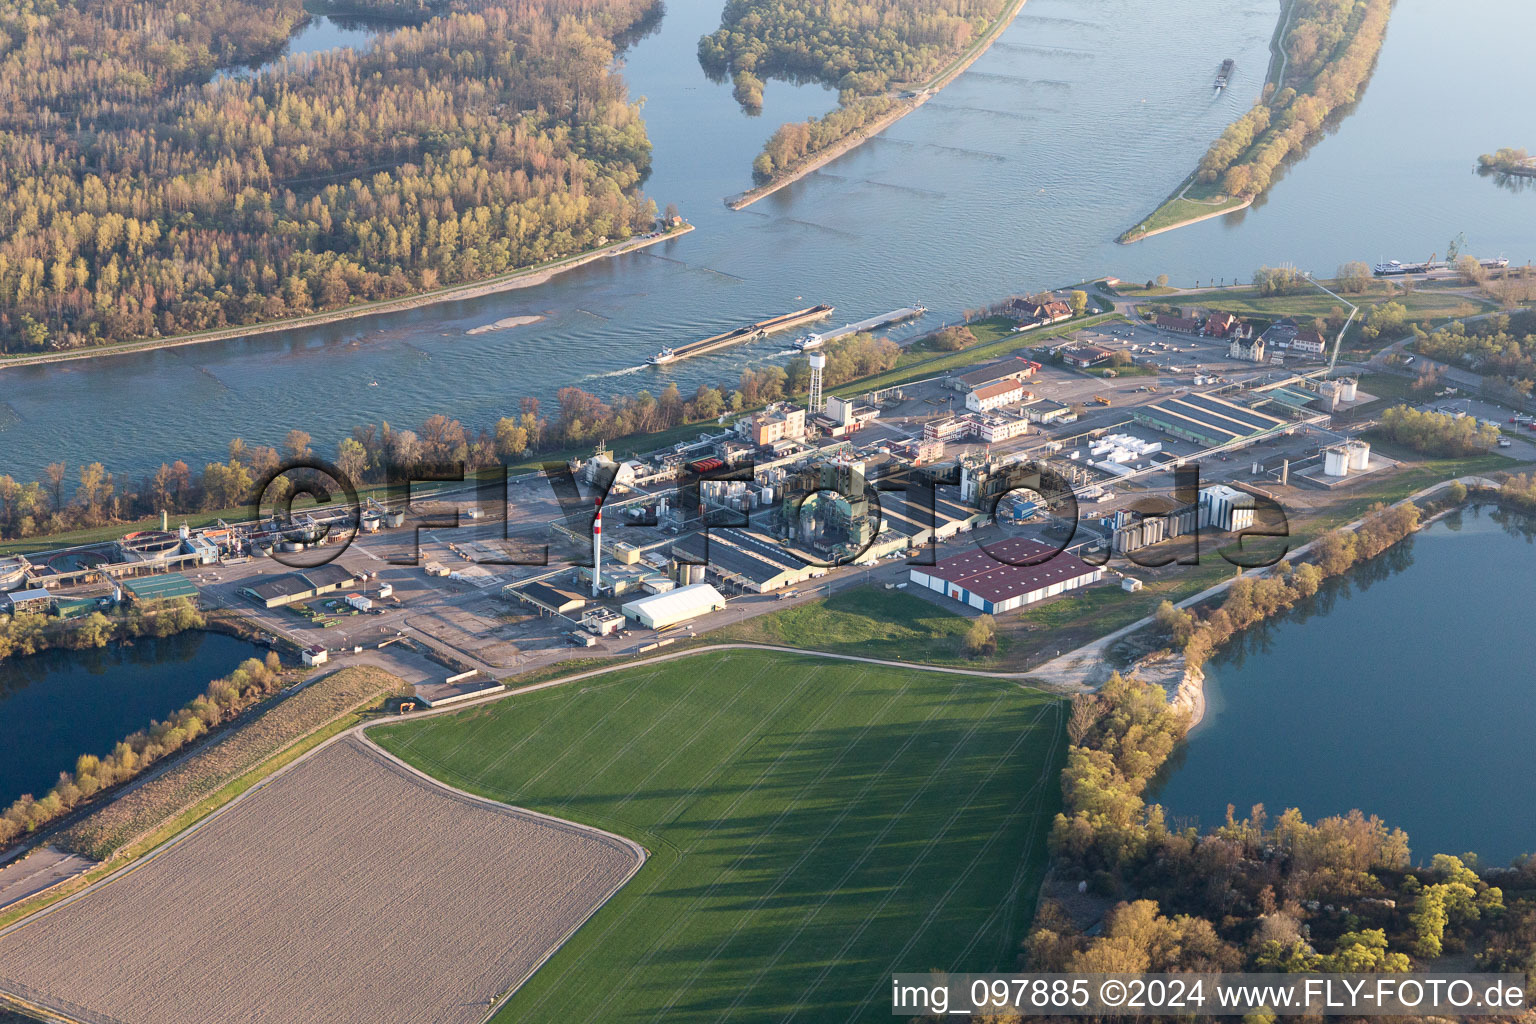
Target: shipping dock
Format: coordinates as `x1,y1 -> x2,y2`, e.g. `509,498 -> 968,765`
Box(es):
1373,256 -> 1508,276
649,304 -> 833,365
793,305 -> 927,351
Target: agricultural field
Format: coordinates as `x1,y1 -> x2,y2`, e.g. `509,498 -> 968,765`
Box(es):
373,649 -> 1066,1023
0,737 -> 641,1024
59,665 -> 407,860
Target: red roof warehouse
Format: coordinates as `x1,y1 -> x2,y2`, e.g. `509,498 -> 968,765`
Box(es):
908,537 -> 1104,614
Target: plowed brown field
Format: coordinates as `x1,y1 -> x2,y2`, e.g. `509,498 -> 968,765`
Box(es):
0,736 -> 643,1024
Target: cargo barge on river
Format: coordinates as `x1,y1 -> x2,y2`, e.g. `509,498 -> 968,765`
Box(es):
649,304 -> 833,365
1373,256 -> 1508,276
793,305 -> 926,351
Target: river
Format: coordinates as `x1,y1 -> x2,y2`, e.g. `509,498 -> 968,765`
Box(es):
0,0 -> 1532,480
1150,510 -> 1536,866
0,632 -> 267,810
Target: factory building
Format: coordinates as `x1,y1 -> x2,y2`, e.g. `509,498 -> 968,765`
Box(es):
738,403 -> 806,446
670,531 -> 822,593
1134,392 -> 1288,448
621,583 -> 726,629
1154,314 -> 1200,334
911,538 -> 1103,614
1198,485 -> 1257,532
965,380 -> 1025,413
2,588 -> 53,616
1106,501 -> 1199,554
511,581 -> 588,616
1021,398 -> 1072,424
951,357 -> 1041,393
240,564 -> 361,609
1291,329 -> 1328,356
122,575 -> 200,605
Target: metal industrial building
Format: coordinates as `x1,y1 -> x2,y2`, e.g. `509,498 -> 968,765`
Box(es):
621,583 -> 727,629
909,538 -> 1104,614
1133,391 -> 1288,447
240,564 -> 361,609
670,531 -> 821,593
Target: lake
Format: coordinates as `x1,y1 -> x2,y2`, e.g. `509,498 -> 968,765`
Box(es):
1,0 -> 1533,480
0,632 -> 268,809
1149,509 -> 1536,866
214,12 -> 391,81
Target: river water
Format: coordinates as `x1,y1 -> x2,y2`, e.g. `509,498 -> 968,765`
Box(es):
0,632 -> 267,809
0,0 -> 1532,480
1150,510 -> 1536,866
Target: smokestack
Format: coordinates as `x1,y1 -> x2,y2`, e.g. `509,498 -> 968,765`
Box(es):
591,498 -> 603,597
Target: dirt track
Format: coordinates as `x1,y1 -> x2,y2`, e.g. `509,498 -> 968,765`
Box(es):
0,736 -> 642,1024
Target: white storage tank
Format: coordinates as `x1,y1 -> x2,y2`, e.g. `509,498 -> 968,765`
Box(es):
1339,377 -> 1358,402
1347,439 -> 1371,471
1324,446 -> 1350,477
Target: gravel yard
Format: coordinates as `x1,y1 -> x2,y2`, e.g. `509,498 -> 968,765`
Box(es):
0,736 -> 643,1024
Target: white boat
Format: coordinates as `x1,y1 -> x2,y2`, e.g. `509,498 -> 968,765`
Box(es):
793,333 -> 825,351
647,347 -> 677,365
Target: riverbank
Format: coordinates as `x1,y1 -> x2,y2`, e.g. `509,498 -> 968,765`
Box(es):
725,0 -> 1030,210
1121,0 -> 1297,243
1121,0 -> 1393,244
1149,475 -> 1504,728
1117,180 -> 1252,244
0,225 -> 693,371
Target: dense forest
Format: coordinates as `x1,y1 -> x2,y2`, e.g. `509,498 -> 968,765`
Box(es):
698,0 -> 1005,184
698,0 -> 1001,98
1193,0 -> 1392,199
0,0 -> 660,353
750,96 -> 896,183
0,331 -> 897,540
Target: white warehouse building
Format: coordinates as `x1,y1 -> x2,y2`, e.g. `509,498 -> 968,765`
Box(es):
965,380 -> 1025,413
621,583 -> 726,629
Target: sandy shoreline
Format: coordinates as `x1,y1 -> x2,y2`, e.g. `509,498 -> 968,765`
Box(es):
725,0 -> 1032,211
0,225 -> 693,372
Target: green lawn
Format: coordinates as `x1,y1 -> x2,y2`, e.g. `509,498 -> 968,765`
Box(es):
837,313 -> 1119,396
1181,284 -> 1492,322
1122,180 -> 1248,242
372,650 -> 1065,1024
712,586 -> 1001,665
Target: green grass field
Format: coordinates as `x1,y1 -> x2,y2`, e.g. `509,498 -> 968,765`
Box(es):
372,650 -> 1065,1023
711,587 -> 1004,666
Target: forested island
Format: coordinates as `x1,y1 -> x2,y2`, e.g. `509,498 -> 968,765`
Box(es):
0,0 -> 662,354
1121,0 -> 1393,242
698,0 -> 1025,203
1478,146 -> 1536,178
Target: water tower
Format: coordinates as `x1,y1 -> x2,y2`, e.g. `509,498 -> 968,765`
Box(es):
807,351 -> 827,416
